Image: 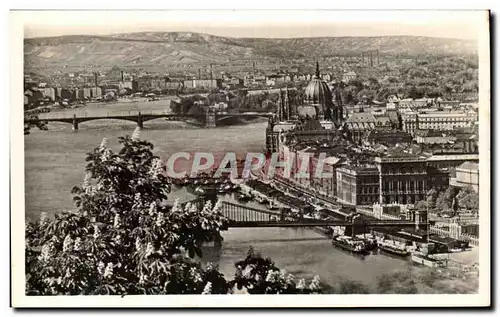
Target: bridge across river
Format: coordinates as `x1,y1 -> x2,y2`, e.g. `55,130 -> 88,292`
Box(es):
186,199 -> 427,231
25,109 -> 274,130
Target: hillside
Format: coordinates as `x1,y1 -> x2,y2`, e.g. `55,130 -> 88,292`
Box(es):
24,32 -> 477,69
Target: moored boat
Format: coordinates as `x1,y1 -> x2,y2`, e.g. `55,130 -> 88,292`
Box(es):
378,242 -> 410,257
332,235 -> 368,254
410,252 -> 446,268
356,234 -> 377,251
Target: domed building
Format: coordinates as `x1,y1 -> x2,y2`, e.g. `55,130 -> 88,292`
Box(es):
298,61 -> 343,127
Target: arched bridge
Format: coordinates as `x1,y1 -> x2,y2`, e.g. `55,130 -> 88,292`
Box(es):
25,110 -> 273,130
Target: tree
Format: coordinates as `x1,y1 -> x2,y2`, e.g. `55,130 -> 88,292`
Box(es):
435,186 -> 459,211
426,189 -> 438,210
231,247 -> 322,294
25,130 -> 232,295
456,186 -> 479,211
24,115 -> 48,135
25,130 -> 323,295
414,200 -> 427,210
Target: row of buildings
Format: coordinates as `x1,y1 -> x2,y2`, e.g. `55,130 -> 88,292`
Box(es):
24,86 -> 104,105
265,62 -> 479,210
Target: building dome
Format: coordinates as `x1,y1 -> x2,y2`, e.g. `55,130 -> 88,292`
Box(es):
303,62 -> 334,117
304,77 -> 333,106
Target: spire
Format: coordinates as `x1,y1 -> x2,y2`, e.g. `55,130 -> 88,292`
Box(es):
285,87 -> 291,120
278,89 -> 283,121
315,61 -> 320,78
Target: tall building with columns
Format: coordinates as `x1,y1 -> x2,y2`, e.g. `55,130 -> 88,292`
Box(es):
374,156 -> 428,205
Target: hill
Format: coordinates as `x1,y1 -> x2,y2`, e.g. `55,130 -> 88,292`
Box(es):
24,32 -> 477,70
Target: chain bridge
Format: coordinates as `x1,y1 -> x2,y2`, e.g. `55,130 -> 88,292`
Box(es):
186,199 -> 426,230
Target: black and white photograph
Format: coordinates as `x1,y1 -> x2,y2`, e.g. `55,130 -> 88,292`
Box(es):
10,9 -> 490,307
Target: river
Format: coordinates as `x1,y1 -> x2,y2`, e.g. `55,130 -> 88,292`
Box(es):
25,106 -> 427,292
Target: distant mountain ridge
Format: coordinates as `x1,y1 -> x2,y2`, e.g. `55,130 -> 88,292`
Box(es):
24,32 -> 477,68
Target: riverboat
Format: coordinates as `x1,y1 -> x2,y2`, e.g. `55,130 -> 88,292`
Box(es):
377,242 -> 410,257
411,252 -> 446,268
356,234 -> 378,251
332,235 -> 368,254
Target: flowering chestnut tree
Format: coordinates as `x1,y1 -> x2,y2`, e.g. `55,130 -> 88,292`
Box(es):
25,128 -> 323,295
26,129 -> 230,295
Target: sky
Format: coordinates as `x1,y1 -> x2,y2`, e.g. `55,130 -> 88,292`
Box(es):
17,10 -> 486,40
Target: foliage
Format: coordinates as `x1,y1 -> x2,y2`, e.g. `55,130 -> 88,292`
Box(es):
230,247 -> 322,294
414,200 -> 427,211
25,129 -> 231,295
171,95 -> 207,116
435,186 -> 460,211
24,115 -> 48,135
456,186 -> 479,211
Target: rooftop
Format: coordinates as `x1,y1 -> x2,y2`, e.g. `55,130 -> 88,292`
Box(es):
457,162 -> 479,171
425,154 -> 479,161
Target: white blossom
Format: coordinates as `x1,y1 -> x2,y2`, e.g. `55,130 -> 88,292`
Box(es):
62,235 -> 73,252
309,275 -> 321,291
189,203 -> 198,214
83,172 -> 92,192
103,263 -> 114,278
39,212 -> 49,229
65,267 -> 72,278
134,193 -> 141,201
184,202 -> 192,212
101,148 -> 111,162
265,270 -> 280,283
44,277 -> 55,287
156,212 -> 165,227
285,273 -> 295,286
213,200 -> 223,213
149,158 -> 164,179
202,282 -> 212,295
97,261 -> 105,275
74,237 -> 82,251
113,235 -> 122,245
172,198 -> 182,213
135,238 -> 142,252
131,127 -> 141,141
145,242 -> 155,257
99,137 -> 108,150
202,200 -> 213,213
205,262 -> 215,271
113,214 -> 121,228
138,272 -> 147,285
189,267 -> 203,283
38,243 -> 53,262
149,202 -> 157,216
93,225 -> 101,239
297,278 -> 306,290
